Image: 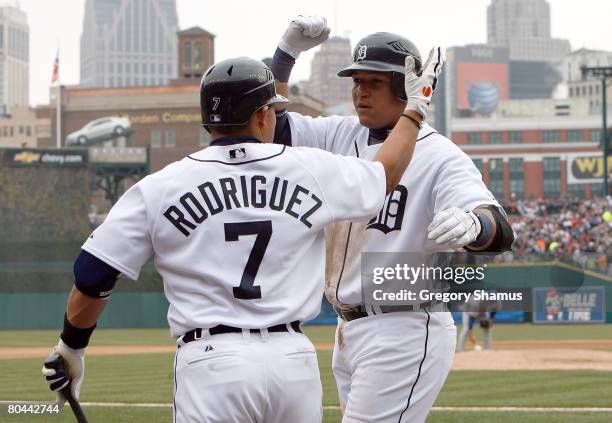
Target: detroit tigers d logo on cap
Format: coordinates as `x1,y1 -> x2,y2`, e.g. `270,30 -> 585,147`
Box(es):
356,45 -> 367,61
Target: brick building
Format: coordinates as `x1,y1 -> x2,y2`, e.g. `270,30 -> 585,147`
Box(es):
452,115 -> 611,199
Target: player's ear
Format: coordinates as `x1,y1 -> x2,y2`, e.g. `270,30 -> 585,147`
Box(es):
253,106 -> 269,128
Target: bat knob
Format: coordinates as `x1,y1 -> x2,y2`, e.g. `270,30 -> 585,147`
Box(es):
43,353 -> 66,373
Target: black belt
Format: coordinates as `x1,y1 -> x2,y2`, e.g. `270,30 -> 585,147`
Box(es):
334,303 -> 437,322
181,321 -> 302,344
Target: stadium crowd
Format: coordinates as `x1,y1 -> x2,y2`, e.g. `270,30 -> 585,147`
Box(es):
504,196 -> 612,275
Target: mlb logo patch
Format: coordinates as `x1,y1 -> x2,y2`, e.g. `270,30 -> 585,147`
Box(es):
211,115 -> 222,123
229,148 -> 246,159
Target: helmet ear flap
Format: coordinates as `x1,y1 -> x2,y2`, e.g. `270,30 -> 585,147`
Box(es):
391,72 -> 407,101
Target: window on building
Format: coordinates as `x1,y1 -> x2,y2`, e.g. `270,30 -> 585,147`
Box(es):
199,129 -> 210,147
151,129 -> 161,148
568,130 -> 582,142
567,183 -> 585,199
588,85 -> 593,96
26,126 -> 31,136
194,41 -> 203,68
19,126 -> 23,134
9,126 -> 13,137
590,130 -> 601,142
582,86 -> 586,96
166,129 -> 175,147
592,183 -> 607,197
184,41 -> 192,68
543,157 -> 561,198
509,131 -> 522,143
569,87 -> 574,97
543,130 -> 560,143
509,158 -> 524,199
468,132 -> 481,144
488,158 -> 505,199
489,132 -> 502,144
595,85 -> 600,95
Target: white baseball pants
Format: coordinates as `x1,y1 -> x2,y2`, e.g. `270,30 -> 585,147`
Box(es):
173,330 -> 322,423
332,308 -> 456,423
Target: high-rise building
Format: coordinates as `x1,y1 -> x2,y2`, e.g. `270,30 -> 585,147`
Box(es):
0,0 -> 28,112
487,0 -> 570,62
80,0 -> 179,88
303,36 -> 352,109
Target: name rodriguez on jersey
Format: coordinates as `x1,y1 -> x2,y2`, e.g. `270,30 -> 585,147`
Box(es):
163,175 -> 323,236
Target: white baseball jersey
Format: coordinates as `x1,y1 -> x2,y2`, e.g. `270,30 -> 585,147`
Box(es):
288,113 -> 500,306
82,139 -> 386,337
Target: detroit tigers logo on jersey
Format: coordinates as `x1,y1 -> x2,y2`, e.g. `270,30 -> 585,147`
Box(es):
356,45 -> 367,61
366,185 -> 407,234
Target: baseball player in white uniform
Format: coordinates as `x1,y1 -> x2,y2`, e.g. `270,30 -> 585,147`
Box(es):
270,16 -> 514,423
41,55 -> 439,422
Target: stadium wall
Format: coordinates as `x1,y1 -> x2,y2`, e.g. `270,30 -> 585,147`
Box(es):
0,263 -> 610,329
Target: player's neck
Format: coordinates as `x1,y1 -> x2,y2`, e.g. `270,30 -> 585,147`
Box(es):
210,136 -> 262,146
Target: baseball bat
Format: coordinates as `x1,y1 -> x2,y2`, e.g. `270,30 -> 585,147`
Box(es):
43,353 -> 89,423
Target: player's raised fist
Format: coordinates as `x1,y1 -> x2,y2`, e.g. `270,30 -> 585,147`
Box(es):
404,46 -> 444,119
278,15 -> 331,59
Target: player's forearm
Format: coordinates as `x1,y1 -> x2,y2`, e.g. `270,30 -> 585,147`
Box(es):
374,110 -> 421,194
276,81 -> 289,112
466,207 -> 497,251
270,47 -> 294,114
66,286 -> 107,329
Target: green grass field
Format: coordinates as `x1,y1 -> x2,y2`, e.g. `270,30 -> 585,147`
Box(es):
1,325 -> 611,422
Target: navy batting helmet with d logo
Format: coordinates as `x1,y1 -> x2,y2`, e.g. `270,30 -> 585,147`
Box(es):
338,32 -> 422,101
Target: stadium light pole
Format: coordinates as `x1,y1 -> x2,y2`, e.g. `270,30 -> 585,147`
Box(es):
581,65 -> 612,196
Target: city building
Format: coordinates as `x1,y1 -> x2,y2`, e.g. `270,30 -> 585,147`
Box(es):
0,0 -> 28,112
176,27 -> 214,82
36,84 -> 326,173
451,114 -> 611,199
435,43 -> 566,136
0,107 -> 48,147
303,36 -> 352,109
80,0 -> 179,88
561,48 -> 612,113
486,0 -> 570,62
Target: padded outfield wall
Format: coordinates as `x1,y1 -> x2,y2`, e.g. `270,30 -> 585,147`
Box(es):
1,259 -> 610,329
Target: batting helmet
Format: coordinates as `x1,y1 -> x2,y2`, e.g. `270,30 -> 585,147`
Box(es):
200,57 -> 289,126
337,32 -> 421,101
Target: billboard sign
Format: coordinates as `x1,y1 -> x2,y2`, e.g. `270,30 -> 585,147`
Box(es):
533,287 -> 605,324
566,154 -> 612,184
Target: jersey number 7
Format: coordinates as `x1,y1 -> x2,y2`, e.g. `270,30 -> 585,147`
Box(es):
224,220 -> 272,300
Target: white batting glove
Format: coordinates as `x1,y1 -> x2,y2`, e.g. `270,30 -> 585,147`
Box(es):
404,46 -> 444,119
427,207 -> 481,249
41,340 -> 85,407
278,15 -> 331,59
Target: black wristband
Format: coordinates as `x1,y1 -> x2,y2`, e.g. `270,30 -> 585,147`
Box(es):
401,113 -> 422,130
270,47 -> 296,83
60,313 -> 96,349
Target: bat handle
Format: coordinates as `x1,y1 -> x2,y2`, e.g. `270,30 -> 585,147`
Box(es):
61,386 -> 89,423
